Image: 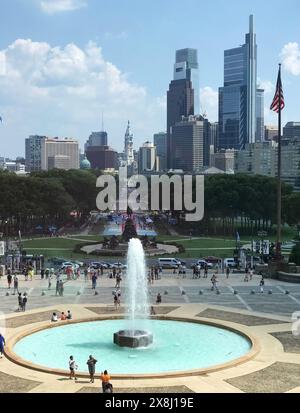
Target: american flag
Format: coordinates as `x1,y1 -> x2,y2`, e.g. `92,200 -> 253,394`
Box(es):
270,66 -> 285,113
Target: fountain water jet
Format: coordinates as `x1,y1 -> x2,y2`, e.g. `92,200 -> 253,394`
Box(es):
113,238 -> 153,348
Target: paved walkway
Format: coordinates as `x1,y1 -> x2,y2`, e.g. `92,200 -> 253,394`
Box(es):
1,269 -> 299,317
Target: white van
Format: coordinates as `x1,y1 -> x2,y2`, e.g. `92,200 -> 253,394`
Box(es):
224,258 -> 237,268
157,258 -> 180,269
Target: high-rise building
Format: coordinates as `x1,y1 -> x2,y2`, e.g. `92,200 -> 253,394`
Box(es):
256,89 -> 264,142
218,15 -> 264,150
167,48 -> 199,168
138,142 -> 159,173
25,135 -> 46,172
86,145 -> 118,171
153,132 -> 167,171
235,141 -> 277,177
41,138 -> 79,171
174,49 -> 200,114
235,138 -> 300,190
209,122 -> 219,151
283,122 -> 300,139
265,126 -> 278,141
170,115 -> 206,172
85,131 -> 108,150
124,121 -> 134,167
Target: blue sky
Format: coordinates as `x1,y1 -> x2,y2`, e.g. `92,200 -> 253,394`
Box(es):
0,0 -> 299,157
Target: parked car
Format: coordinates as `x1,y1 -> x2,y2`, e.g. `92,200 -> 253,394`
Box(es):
157,258 -> 181,269
190,260 -> 213,269
111,262 -> 127,269
223,258 -> 237,268
61,262 -> 80,271
90,261 -> 110,269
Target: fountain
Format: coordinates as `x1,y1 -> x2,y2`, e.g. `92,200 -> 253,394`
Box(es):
113,238 -> 153,348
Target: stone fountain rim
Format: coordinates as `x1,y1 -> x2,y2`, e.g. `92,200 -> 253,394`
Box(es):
5,315 -> 260,380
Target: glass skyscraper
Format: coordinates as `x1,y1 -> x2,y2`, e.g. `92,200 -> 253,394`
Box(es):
218,15 -> 264,150
174,48 -> 200,115
167,48 -> 199,168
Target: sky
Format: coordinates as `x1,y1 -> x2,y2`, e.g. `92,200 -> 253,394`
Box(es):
0,0 -> 299,157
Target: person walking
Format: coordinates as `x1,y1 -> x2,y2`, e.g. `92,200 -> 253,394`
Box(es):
22,293 -> 28,312
226,266 -> 230,279
87,355 -> 97,383
69,356 -> 78,381
250,269 -> 254,281
0,333 -> 5,358
40,268 -> 45,280
7,273 -> 12,289
92,273 -> 97,290
259,277 -> 265,293
55,279 -> 60,296
204,264 -> 208,279
84,268 -> 88,282
101,370 -> 112,393
18,293 -> 23,311
13,275 -> 19,295
59,280 -> 64,296
156,293 -> 162,304
48,273 -> 52,290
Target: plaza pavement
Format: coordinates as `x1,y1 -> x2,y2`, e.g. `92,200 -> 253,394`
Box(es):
0,269 -> 299,393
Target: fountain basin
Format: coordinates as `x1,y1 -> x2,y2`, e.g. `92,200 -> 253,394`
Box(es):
114,330 -> 153,348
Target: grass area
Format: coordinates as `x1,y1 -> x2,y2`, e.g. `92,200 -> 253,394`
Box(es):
21,232 -> 295,262
23,238 -> 80,249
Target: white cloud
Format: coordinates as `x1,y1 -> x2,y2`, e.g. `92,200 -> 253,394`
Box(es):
281,42 -> 300,76
258,79 -> 274,94
200,86 -> 218,121
40,0 -> 87,14
0,39 -> 164,155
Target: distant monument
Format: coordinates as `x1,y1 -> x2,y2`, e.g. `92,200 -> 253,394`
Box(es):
122,218 -> 138,242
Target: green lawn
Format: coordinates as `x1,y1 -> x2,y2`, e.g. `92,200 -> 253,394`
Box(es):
21,232 -> 295,261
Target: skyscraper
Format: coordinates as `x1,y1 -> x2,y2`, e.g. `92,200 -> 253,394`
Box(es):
167,48 -> 199,168
218,15 -> 264,150
153,132 -> 167,171
170,115 -> 206,172
25,135 -> 46,172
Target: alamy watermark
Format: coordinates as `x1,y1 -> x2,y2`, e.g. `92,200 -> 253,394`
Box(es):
96,167 -> 204,222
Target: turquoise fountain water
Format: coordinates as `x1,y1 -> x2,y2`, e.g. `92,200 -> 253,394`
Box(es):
13,238 -> 252,375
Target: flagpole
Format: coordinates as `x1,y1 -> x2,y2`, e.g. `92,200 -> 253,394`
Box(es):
276,63 -> 282,261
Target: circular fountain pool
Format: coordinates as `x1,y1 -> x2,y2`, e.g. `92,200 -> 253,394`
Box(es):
13,319 -> 252,376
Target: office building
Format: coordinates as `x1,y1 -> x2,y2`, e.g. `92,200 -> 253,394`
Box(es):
265,126 -> 278,141
211,149 -> 236,173
256,89 -> 264,142
167,48 -> 199,168
283,122 -> 300,139
25,135 -> 46,172
153,132 -> 167,171
138,142 -> 159,173
218,15 -> 264,150
170,115 -> 206,172
235,141 -> 277,177
86,145 -> 118,170
85,131 -> 108,150
41,138 -> 79,171
209,122 -> 219,151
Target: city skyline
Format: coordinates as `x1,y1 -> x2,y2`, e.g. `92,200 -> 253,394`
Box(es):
0,0 -> 300,157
